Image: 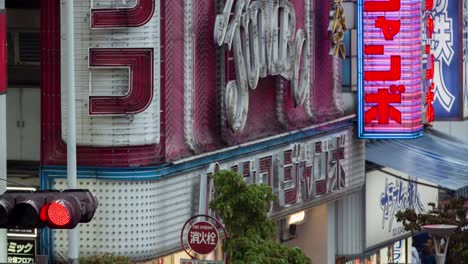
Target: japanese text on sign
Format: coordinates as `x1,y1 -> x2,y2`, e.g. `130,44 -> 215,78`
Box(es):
7,239 -> 35,264
205,133 -> 347,209
423,0 -> 435,124
359,0 -> 423,138
380,178 -> 424,233
187,221 -> 219,255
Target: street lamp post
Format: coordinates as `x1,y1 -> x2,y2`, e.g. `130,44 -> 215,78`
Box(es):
421,224 -> 458,264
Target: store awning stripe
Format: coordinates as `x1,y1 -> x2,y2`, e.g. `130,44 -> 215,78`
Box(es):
366,129 -> 468,191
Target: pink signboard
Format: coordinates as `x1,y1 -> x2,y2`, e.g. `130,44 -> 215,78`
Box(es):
358,0 -> 424,138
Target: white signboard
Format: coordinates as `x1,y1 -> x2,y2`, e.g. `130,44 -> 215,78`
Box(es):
365,168 -> 438,249
60,0 -> 161,147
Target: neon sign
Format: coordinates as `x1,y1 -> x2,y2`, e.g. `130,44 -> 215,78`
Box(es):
214,0 -> 310,132
422,0 -> 435,124
358,0 -> 423,138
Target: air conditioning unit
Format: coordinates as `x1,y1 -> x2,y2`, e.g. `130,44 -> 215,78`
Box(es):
6,7 -> 40,85
7,30 -> 40,84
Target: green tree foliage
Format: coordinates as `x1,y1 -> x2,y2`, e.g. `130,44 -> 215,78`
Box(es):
395,197 -> 468,264
209,170 -> 311,264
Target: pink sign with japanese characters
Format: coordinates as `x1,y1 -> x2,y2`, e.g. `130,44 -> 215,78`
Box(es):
358,0 -> 424,138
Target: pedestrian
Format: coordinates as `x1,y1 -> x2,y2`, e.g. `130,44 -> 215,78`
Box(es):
421,240 -> 436,264
412,240 -> 421,264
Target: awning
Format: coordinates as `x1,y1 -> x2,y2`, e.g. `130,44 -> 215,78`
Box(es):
366,128 -> 468,193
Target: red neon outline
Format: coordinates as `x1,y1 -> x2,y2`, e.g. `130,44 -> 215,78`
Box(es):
41,0 -> 165,167
364,45 -> 401,81
89,48 -> 154,115
91,0 -> 155,28
374,16 -> 400,40
364,0 -> 400,12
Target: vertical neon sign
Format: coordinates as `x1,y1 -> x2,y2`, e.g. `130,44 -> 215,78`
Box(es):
422,0 -> 435,125
358,0 -> 423,139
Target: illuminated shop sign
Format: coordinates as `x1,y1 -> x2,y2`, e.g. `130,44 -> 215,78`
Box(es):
422,0 -> 435,125
357,0 -> 423,138
431,0 -> 464,120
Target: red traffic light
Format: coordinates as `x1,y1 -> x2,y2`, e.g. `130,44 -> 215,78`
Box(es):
0,189 -> 98,229
47,201 -> 72,226
40,196 -> 82,229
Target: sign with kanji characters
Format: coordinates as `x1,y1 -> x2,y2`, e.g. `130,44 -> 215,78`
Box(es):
181,215 -> 228,263
6,238 -> 36,263
357,0 -> 424,138
430,0 -> 464,120
180,259 -> 224,264
187,221 -> 219,255
365,168 -> 438,249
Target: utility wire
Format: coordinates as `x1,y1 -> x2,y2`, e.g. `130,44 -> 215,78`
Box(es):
0,177 -> 29,188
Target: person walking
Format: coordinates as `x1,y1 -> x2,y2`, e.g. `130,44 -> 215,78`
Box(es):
421,240 -> 436,264
412,240 -> 421,264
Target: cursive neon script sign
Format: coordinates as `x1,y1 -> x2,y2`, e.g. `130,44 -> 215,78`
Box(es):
214,0 -> 311,132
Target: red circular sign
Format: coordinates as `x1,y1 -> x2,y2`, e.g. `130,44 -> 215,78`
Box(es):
187,221 -> 219,255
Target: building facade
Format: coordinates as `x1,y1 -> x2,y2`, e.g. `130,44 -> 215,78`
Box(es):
1,0 -> 367,262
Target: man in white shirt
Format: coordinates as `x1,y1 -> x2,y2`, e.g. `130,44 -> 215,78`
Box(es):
411,240 -> 421,264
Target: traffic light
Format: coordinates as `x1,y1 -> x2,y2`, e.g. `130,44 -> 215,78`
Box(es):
0,189 -> 98,229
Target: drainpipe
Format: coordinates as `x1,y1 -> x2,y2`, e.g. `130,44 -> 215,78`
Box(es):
0,0 -> 7,261
64,0 -> 79,263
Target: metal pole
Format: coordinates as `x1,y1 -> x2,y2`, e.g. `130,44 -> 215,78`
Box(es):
0,0 -> 7,262
0,96 -> 7,264
64,0 -> 79,263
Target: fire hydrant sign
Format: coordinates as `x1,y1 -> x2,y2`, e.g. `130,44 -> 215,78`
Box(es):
188,221 -> 219,255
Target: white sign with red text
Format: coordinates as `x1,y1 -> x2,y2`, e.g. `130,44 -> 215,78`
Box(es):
60,0 -> 161,147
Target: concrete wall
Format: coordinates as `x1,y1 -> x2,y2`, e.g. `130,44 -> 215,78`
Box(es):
287,204 -> 329,264
432,121 -> 468,141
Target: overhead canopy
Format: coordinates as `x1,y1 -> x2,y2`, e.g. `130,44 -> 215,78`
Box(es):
366,128 -> 468,193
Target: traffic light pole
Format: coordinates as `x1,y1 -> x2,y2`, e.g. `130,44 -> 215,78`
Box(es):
64,0 -> 79,263
0,0 -> 7,262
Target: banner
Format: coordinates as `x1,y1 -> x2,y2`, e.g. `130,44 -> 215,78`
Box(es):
432,0 -> 464,120
463,0 -> 468,118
